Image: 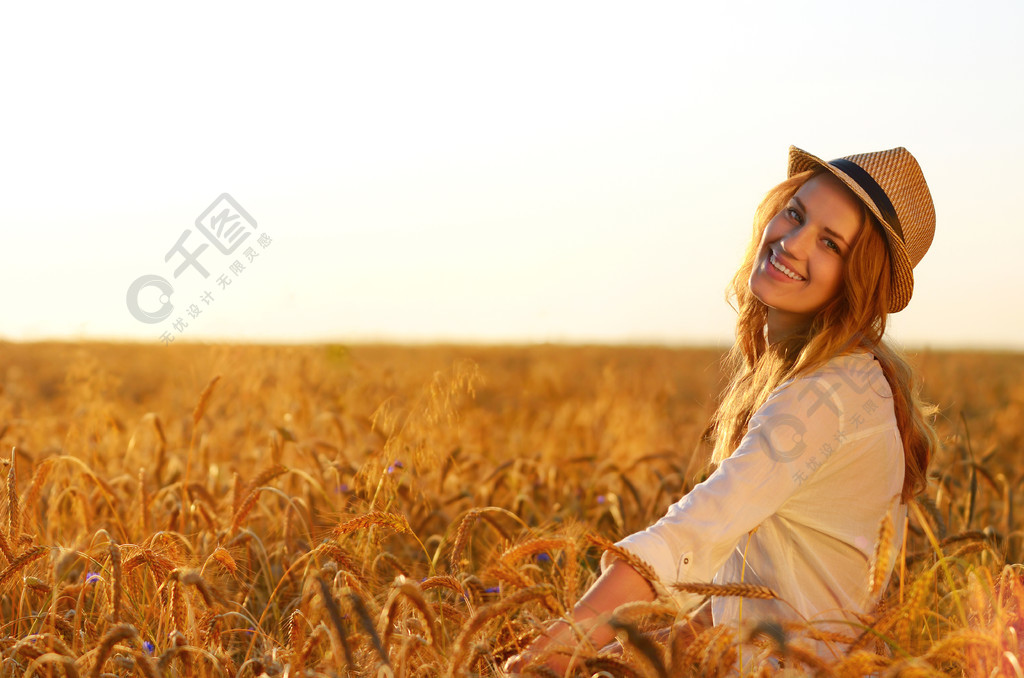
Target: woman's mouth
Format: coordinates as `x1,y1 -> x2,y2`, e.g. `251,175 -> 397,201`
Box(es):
769,252 -> 805,281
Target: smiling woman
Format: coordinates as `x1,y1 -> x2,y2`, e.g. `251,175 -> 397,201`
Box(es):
749,171 -> 867,341
505,145 -> 941,673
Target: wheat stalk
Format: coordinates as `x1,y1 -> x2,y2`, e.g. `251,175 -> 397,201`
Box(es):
244,464 -> 289,496
449,508 -> 482,571
607,617 -> 669,678
313,542 -> 362,574
832,650 -> 888,678
136,468 -> 150,534
420,574 -> 467,600
583,656 -> 645,678
784,642 -> 834,674
671,581 -> 779,600
203,546 -> 239,578
435,601 -> 468,625
287,609 -> 307,669
448,507 -> 521,571
868,511 -> 895,598
299,624 -> 327,670
483,560 -> 534,590
192,375 -> 221,425
7,448 -> 18,541
25,652 -> 80,678
334,511 -> 412,538
610,600 -> 678,625
499,538 -> 571,566
379,575 -> 439,651
160,575 -> 189,636
177,569 -> 220,608
129,649 -> 161,678
923,627 -> 1001,661
90,624 -> 140,678
585,534 -> 662,598
230,472 -> 243,518
19,457 -> 54,533
447,584 -> 554,677
108,543 -> 122,624
348,590 -> 389,666
673,623 -> 732,672
0,545 -> 47,590
0,530 -> 13,564
317,576 -> 354,671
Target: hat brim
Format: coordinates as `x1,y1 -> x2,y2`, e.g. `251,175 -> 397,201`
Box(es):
787,146 -> 914,313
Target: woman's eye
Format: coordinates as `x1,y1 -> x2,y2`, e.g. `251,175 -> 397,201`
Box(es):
824,238 -> 841,253
786,207 -> 802,222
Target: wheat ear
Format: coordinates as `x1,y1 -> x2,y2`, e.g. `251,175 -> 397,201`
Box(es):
447,584 -> 554,678
585,534 -> 661,598
317,576 -> 354,670
25,653 -> 80,678
7,448 -> 18,541
379,575 -> 438,651
672,582 -> 779,600
192,375 -> 221,425
0,531 -> 13,564
420,574 -> 467,598
0,545 -> 47,591
334,511 -> 412,538
109,543 -> 122,624
868,511 -> 895,598
582,656 -> 644,678
91,623 -> 140,678
348,590 -> 390,666
612,619 -> 671,678
499,538 -> 572,566
288,610 -> 307,673
19,457 -> 54,533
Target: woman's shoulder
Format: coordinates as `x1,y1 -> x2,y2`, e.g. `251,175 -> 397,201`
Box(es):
771,350 -> 893,408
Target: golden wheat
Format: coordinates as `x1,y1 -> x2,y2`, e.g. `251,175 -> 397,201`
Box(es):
0,342 -> 1021,675
869,510 -> 895,598
671,581 -> 779,600
0,544 -> 47,591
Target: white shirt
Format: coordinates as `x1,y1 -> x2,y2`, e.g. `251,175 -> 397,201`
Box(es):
610,351 -> 906,650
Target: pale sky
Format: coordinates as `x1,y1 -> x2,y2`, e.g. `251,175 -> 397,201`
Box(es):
2,2 -> 1022,349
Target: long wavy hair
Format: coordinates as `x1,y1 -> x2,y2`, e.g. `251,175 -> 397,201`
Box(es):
707,169 -> 938,502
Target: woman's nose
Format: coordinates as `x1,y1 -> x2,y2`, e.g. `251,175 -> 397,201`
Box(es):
780,225 -> 813,258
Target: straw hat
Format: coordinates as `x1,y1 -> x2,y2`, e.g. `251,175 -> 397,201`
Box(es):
787,145 -> 935,313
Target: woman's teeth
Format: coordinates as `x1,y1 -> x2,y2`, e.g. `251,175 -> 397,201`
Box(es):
770,252 -> 805,281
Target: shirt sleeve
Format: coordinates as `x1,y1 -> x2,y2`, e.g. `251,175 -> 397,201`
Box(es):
605,371 -> 847,601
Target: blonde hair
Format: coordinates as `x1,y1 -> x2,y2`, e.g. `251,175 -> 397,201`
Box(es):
707,170 -> 938,502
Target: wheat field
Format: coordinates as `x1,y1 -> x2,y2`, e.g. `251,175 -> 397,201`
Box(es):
0,340 -> 1022,677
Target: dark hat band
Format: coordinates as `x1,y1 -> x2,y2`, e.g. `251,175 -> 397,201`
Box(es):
829,158 -> 905,243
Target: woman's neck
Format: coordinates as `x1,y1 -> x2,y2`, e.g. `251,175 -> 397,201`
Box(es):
765,309 -> 811,346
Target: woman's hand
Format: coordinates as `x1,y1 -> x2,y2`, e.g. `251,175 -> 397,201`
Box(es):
501,619 -> 573,675
502,558 -> 656,675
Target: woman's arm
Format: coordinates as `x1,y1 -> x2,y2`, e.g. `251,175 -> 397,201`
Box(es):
503,558 -> 656,673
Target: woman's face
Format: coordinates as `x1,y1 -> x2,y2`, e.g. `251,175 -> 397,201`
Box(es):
748,172 -> 864,342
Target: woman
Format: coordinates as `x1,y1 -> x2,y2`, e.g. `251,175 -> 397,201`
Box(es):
505,145 -> 939,673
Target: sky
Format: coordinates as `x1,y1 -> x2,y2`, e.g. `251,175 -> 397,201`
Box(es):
1,2 -> 1022,350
